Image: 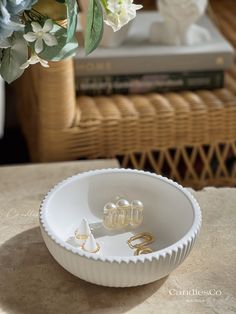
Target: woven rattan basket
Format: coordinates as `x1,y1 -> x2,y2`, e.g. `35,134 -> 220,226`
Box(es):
17,0 -> 236,189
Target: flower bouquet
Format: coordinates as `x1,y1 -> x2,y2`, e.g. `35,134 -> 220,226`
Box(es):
0,0 -> 142,83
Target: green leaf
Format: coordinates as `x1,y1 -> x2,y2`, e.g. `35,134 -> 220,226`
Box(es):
47,35 -> 78,61
85,0 -> 104,55
38,23 -> 78,61
0,32 -> 28,84
100,0 -> 108,11
0,38 -> 11,49
65,0 -> 78,43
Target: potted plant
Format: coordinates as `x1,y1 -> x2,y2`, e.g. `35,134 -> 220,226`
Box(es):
0,0 -> 142,83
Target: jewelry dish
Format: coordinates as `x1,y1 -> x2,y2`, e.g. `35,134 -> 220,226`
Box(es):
40,169 -> 201,287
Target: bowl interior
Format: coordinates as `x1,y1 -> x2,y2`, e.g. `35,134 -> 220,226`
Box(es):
43,171 -> 195,257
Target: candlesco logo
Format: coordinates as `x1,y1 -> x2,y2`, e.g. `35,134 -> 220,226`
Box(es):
169,289 -> 222,296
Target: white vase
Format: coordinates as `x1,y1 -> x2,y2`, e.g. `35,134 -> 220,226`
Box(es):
100,23 -> 131,48
78,0 -> 131,48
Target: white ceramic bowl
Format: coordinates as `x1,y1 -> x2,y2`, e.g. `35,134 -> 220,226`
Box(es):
40,169 -> 201,287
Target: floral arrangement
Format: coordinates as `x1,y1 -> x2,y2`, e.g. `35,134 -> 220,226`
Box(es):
0,0 -> 142,83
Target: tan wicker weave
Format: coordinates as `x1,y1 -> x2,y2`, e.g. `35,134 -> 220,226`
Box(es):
17,0 -> 236,189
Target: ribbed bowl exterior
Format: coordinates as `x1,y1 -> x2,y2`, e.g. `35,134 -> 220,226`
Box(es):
40,169 -> 201,287
40,225 -> 198,287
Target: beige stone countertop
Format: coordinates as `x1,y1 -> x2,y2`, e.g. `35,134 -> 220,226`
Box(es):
0,160 -> 235,314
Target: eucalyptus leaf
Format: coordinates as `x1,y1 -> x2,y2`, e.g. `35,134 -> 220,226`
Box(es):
0,32 -> 28,84
85,0 -> 104,55
51,35 -> 78,60
65,0 -> 78,43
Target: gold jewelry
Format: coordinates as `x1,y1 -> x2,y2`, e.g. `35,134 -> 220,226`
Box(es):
134,247 -> 153,255
82,242 -> 100,253
74,218 -> 91,245
74,233 -> 89,241
82,233 -> 100,253
127,232 -> 155,249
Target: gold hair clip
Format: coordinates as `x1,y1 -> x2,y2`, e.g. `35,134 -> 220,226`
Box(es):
127,232 -> 154,249
127,232 -> 155,256
134,247 -> 153,255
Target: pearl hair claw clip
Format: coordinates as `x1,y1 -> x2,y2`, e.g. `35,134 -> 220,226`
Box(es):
103,199 -> 144,230
130,200 -> 144,227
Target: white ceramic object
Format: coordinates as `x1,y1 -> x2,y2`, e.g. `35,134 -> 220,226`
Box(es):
100,23 -> 132,48
82,233 -> 100,253
150,0 -> 211,46
74,218 -> 91,246
40,169 -> 201,287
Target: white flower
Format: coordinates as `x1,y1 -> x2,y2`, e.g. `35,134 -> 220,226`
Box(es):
104,0 -> 142,32
20,54 -> 49,69
23,19 -> 58,54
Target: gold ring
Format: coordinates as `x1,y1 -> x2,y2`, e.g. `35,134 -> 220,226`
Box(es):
74,233 -> 89,241
127,232 -> 155,249
134,246 -> 153,255
82,243 -> 100,253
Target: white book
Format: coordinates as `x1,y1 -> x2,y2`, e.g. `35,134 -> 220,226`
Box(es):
75,12 -> 234,77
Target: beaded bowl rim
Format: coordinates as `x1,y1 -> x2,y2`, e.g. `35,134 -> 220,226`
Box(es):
39,168 -> 202,264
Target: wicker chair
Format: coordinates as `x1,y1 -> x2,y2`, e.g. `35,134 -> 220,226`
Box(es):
17,0 -> 236,189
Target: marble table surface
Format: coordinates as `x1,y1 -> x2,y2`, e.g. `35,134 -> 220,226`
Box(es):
0,160 -> 235,314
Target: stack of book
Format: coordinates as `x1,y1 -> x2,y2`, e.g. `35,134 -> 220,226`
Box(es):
75,12 -> 234,96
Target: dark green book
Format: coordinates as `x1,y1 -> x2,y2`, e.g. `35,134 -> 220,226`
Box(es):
76,71 -> 224,96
